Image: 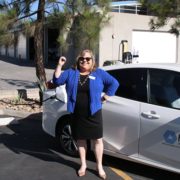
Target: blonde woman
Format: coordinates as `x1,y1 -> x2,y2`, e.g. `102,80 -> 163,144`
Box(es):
53,49 -> 119,179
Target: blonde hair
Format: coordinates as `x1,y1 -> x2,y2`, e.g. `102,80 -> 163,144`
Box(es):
73,49 -> 96,71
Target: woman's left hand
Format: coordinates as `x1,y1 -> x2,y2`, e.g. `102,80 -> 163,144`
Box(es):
101,94 -> 109,103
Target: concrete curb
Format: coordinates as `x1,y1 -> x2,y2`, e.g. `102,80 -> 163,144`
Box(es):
0,88 -> 40,99
0,108 -> 42,126
0,108 -> 34,118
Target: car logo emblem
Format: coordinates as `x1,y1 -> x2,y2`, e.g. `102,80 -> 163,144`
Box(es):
163,130 -> 177,144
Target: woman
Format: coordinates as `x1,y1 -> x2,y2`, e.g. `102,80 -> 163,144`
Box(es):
53,49 -> 119,179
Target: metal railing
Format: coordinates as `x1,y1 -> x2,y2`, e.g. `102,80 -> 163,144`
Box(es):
111,5 -> 147,14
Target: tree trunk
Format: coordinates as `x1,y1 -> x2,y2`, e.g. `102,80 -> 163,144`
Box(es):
34,22 -> 46,84
34,0 -> 46,104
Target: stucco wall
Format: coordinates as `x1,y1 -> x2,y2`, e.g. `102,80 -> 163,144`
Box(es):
17,33 -> 27,60
7,45 -> 14,57
0,33 -> 27,60
0,46 -> 6,55
99,12 -> 180,66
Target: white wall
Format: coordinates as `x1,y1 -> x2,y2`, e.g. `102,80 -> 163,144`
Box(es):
8,45 -> 14,57
17,33 -> 27,60
0,46 -> 6,55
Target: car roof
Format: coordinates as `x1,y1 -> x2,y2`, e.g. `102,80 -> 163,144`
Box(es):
102,63 -> 180,72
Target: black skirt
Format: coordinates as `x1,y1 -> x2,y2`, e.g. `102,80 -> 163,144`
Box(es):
72,74 -> 103,140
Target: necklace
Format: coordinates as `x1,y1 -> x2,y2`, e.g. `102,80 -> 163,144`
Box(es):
78,74 -> 89,86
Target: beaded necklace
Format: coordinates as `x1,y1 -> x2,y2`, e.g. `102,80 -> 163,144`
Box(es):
78,74 -> 89,86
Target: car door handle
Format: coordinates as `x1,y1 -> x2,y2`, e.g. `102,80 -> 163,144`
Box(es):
141,111 -> 160,119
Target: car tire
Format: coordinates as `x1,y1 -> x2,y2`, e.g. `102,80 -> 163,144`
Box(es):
56,117 -> 78,157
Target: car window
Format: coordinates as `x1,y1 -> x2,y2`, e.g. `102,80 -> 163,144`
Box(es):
149,69 -> 180,110
108,68 -> 147,102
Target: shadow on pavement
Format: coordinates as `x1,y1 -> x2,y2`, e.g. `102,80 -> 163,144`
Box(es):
0,78 -> 37,89
0,113 -> 126,179
0,56 -> 36,67
0,55 -> 56,70
0,113 -> 80,172
104,150 -> 180,180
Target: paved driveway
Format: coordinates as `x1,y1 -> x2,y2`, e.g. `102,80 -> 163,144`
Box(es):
0,59 -> 54,90
0,114 -> 121,180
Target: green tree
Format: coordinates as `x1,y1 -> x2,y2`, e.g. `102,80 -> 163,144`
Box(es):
48,0 -> 110,55
0,0 -> 111,101
140,0 -> 180,35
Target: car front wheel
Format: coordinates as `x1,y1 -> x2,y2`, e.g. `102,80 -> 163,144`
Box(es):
56,118 -> 78,156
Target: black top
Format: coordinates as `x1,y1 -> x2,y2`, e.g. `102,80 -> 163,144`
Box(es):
74,74 -> 90,117
72,74 -> 103,140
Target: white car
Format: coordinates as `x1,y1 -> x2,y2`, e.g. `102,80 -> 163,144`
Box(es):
42,63 -> 180,174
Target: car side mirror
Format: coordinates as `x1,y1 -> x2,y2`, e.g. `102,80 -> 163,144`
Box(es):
55,85 -> 67,103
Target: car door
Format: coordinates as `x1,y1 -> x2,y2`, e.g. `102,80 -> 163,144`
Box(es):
139,69 -> 180,170
102,68 -> 147,156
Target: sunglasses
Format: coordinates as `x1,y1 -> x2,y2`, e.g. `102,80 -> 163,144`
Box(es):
78,57 -> 92,63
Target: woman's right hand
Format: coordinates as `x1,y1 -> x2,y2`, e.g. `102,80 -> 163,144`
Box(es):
58,56 -> 67,67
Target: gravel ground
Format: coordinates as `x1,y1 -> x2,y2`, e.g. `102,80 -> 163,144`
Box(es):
0,98 -> 42,113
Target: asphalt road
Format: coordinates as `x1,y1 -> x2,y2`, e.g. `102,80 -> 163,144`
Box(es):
104,155 -> 180,180
0,59 -> 54,90
0,114 -> 180,180
0,114 -> 122,180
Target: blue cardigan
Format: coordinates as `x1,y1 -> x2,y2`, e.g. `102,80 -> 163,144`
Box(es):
53,68 -> 119,115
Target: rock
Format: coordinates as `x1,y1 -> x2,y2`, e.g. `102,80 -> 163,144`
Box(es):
0,98 -> 42,113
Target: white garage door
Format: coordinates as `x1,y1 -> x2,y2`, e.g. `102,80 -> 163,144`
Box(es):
132,31 -> 177,63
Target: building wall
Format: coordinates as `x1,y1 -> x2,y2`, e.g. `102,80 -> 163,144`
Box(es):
1,12 -> 179,66
7,45 -> 14,57
16,33 -> 27,60
99,12 -> 180,66
0,32 -> 27,61
0,46 -> 6,55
